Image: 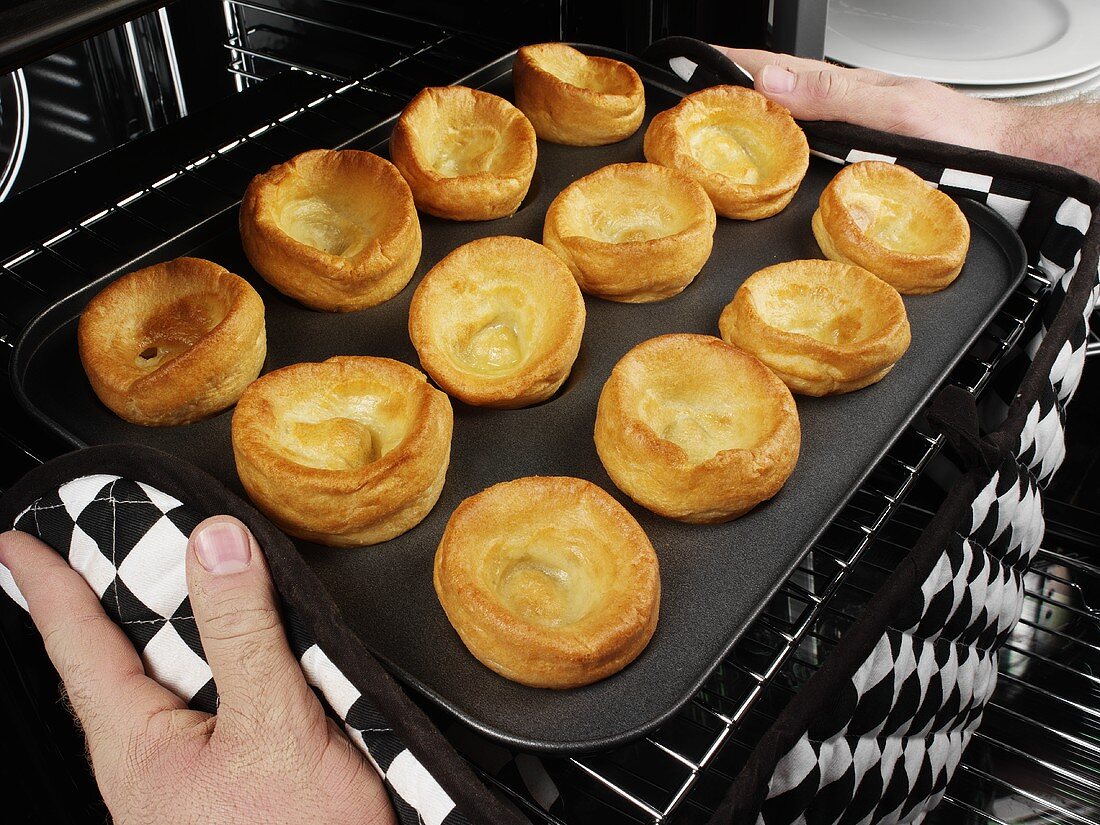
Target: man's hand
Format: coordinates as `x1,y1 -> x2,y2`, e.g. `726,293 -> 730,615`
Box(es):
714,47 -> 1100,181
0,517 -> 395,825
714,47 -> 1010,152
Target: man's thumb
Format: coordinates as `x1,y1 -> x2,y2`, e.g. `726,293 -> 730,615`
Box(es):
757,63 -> 858,121
187,517 -> 313,730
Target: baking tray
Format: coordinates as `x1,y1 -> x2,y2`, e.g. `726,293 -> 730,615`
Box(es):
11,47 -> 1026,754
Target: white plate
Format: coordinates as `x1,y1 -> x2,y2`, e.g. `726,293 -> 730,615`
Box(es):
954,63 -> 1100,98
825,0 -> 1100,85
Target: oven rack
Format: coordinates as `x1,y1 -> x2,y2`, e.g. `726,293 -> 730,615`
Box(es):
0,13 -> 1094,822
220,0 -> 515,92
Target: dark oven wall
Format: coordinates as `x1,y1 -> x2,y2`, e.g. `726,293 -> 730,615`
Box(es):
0,0 -> 770,201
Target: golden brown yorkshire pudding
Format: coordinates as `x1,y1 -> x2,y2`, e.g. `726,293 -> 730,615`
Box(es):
513,43 -> 645,146
643,86 -> 809,220
719,260 -> 911,396
542,162 -> 716,302
595,334 -> 799,523
812,161 -> 970,294
434,476 -> 660,689
239,149 -> 421,312
78,257 -> 266,426
231,356 -> 452,547
390,86 -> 537,221
408,236 -> 585,409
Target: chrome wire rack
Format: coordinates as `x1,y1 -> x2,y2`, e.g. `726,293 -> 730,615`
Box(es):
0,5 -> 1096,823
220,0 -> 508,92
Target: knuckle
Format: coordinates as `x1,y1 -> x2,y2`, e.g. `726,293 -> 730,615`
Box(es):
201,598 -> 282,644
807,69 -> 846,101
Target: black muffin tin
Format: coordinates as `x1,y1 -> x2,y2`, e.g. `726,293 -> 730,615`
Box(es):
11,48 -> 1026,753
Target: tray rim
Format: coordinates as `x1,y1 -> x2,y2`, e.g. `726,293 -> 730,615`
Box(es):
9,45 -> 1029,755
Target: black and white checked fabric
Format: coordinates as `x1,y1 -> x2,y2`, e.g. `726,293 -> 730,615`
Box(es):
754,456 -> 1045,825
0,474 -> 469,825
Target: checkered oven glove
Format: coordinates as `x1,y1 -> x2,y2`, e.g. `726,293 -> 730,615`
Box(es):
0,473 -> 472,825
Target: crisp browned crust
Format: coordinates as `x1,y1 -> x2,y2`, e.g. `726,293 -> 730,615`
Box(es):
812,161 -> 970,294
434,476 -> 660,689
542,162 -> 716,302
408,236 -> 585,408
643,85 -> 809,220
239,149 -> 421,312
513,43 -> 645,146
389,86 -> 537,221
594,334 -> 800,523
719,260 -> 912,396
231,356 -> 452,547
77,256 -> 266,426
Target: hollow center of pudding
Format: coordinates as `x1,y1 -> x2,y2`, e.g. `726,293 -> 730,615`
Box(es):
445,278 -> 537,377
493,537 -> 598,627
431,125 -> 504,176
687,120 -> 769,183
757,283 -> 870,346
582,188 -> 692,243
537,51 -> 629,95
845,191 -> 943,254
291,418 -> 380,470
279,196 -> 372,258
640,378 -> 770,462
458,320 -> 523,373
278,378 -> 412,470
134,292 -> 227,370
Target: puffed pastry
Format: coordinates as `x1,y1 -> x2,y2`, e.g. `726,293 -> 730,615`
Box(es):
643,85 -> 809,220
231,356 -> 452,547
513,42 -> 645,146
78,256 -> 266,426
434,476 -> 660,689
408,236 -> 585,408
239,149 -> 421,311
812,160 -> 970,294
542,162 -> 716,302
390,86 -> 537,221
719,260 -> 911,396
595,334 -> 800,523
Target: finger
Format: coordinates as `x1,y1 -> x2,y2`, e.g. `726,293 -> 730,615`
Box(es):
715,46 -> 898,88
713,46 -> 830,78
186,516 -> 316,733
749,63 -> 917,129
0,531 -> 185,745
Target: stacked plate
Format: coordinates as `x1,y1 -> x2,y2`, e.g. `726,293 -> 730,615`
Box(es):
825,0 -> 1100,101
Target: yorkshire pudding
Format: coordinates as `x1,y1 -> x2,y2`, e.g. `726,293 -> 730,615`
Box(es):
239,149 -> 421,312
719,260 -> 911,396
78,257 -> 266,426
434,476 -> 660,688
542,162 -> 716,302
513,43 -> 645,146
643,86 -> 808,220
390,86 -> 537,221
408,236 -> 585,408
595,334 -> 800,523
231,356 -> 452,547
812,160 -> 970,294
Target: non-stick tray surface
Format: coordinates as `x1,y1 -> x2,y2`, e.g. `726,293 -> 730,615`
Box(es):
12,48 -> 1026,753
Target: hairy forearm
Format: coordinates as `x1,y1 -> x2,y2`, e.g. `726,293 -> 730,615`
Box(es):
995,101 -> 1100,182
